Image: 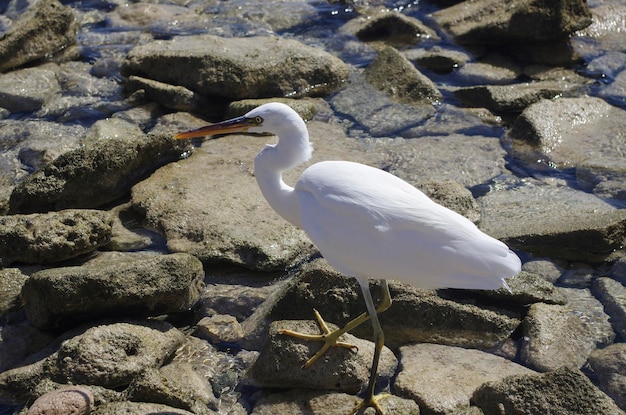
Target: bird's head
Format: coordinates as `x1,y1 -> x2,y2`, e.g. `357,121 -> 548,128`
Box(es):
174,102 -> 305,139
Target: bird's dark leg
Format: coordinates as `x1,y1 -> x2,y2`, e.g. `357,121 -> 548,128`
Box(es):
350,279 -> 391,415
278,279 -> 392,370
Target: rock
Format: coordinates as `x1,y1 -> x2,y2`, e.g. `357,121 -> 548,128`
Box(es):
454,81 -> 582,113
132,119 -> 378,271
0,320 -> 185,403
404,46 -> 471,74
455,61 -> 521,86
364,46 -> 442,105
522,259 -> 563,284
469,271 -> 567,306
0,0 -> 78,72
472,366 -> 625,415
380,134 -> 508,189
21,252 -> 204,329
520,303 -> 597,371
92,401 -> 195,415
247,320 -> 397,394
126,362 -> 218,415
394,343 -> 534,414
0,267 -> 29,315
225,98 -> 319,121
0,321 -> 54,373
592,278 -> 626,341
587,343 -> 626,410
248,259 -> 520,351
0,65 -> 61,113
558,287 -> 615,349
195,314 -> 244,344
50,320 -> 184,388
0,209 -> 113,267
8,133 -> 191,214
351,11 -> 438,46
478,178 -> 626,262
26,385 -> 94,415
121,34 -> 349,101
432,0 -> 592,44
329,71 -> 437,137
125,75 -> 214,116
251,389 -> 420,415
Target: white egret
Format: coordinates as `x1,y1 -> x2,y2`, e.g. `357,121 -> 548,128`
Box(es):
175,102 -> 521,414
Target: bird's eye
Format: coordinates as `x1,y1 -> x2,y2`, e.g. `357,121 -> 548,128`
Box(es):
253,116 -> 263,125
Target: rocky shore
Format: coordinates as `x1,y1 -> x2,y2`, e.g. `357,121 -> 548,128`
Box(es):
1,0 -> 626,414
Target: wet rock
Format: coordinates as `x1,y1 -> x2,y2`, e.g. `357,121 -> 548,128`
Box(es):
132,119 -> 379,271
404,46 -> 471,74
247,320 -> 397,394
21,252 -> 204,329
0,319 -> 184,403
251,389 -> 420,415
248,259 -> 520,351
432,0 -> 592,44
454,81 -> 581,113
472,366 -> 625,415
329,71 -> 437,137
0,267 -> 29,315
126,362 -> 218,414
587,343 -> 626,410
380,134 -> 508,188
395,343 -> 534,414
0,0 -> 78,72
195,314 -> 244,344
122,34 -> 349,101
8,132 -> 191,214
475,271 -> 566,306
364,46 -> 442,105
126,75 -> 214,116
592,278 -> 626,341
350,11 -> 438,46
559,287 -> 615,349
479,179 -> 626,262
520,302 -> 597,371
455,61 -> 521,86
0,65 -> 61,113
92,401 -> 194,415
0,209 -> 113,267
0,321 -> 54,373
26,385 -> 94,415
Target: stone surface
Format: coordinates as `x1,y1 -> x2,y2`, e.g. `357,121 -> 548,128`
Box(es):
520,303 -> 597,371
472,367 -> 625,415
26,385 -> 94,415
592,278 -> 626,341
364,46 -> 442,105
248,320 -> 397,394
9,133 -> 191,214
21,252 -> 205,329
92,401 -> 195,415
0,0 -> 78,72
0,209 -> 113,267
251,389 -> 420,415
195,315 -> 244,344
432,0 -> 592,44
0,66 -> 61,112
395,343 -> 534,414
351,11 -> 438,46
588,343 -> 626,410
126,362 -> 218,415
122,34 -> 350,101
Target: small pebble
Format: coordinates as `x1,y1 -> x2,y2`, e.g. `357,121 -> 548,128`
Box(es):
27,385 -> 94,415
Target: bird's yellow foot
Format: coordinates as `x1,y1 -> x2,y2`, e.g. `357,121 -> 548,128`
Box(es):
351,393 -> 391,415
278,308 -> 358,368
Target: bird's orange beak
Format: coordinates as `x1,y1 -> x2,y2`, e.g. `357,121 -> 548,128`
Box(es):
174,115 -> 257,139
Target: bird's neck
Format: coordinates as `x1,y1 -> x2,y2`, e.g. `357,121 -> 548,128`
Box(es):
254,146 -> 303,228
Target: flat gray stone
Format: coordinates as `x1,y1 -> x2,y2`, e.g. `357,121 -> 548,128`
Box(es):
588,343 -> 626,410
395,343 -> 534,414
0,209 -> 113,267
0,66 -> 61,112
21,252 -> 204,329
592,278 -> 626,340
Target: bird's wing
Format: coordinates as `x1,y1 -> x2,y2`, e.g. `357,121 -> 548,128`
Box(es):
295,161 -> 520,288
